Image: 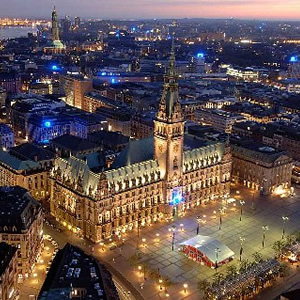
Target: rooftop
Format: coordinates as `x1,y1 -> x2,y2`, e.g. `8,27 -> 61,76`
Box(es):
50,135 -> 100,153
10,143 -> 55,162
0,186 -> 42,233
38,243 -> 118,300
180,235 -> 235,264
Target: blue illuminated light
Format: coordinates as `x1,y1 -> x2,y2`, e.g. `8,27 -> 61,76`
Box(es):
171,190 -> 183,205
101,72 -> 106,76
44,121 -> 51,128
146,30 -> 150,34
290,56 -> 298,63
197,52 -> 205,59
51,65 -> 59,71
132,27 -> 136,31
42,139 -> 49,144
111,78 -> 116,84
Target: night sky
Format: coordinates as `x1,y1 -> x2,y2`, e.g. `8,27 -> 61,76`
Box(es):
0,0 -> 299,19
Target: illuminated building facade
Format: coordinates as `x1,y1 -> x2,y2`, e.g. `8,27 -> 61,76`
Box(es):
231,140 -> 293,195
288,55 -> 300,79
50,46 -> 231,242
227,67 -> 259,82
195,109 -> 244,134
59,75 -> 93,109
0,144 -> 54,201
0,187 -> 44,282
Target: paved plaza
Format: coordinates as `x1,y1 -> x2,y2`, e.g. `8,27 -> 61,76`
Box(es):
44,185 -> 300,300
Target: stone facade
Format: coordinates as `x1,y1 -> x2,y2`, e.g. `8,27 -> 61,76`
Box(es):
0,187 -> 44,282
231,143 -> 293,195
50,48 -> 231,243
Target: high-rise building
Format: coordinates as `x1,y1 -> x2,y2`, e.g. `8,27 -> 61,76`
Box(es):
74,16 -> 81,28
62,16 -> 71,34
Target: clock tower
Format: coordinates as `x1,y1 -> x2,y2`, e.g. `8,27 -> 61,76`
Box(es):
154,38 -> 184,214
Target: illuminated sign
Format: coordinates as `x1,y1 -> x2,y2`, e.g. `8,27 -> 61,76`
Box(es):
51,65 -> 59,71
290,56 -> 298,63
44,121 -> 51,128
171,189 -> 183,205
197,52 -> 205,59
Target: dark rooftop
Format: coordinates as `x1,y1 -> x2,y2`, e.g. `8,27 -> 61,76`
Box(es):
38,243 -> 118,300
50,135 -> 100,152
87,130 -> 129,149
10,143 -> 55,162
0,186 -> 42,233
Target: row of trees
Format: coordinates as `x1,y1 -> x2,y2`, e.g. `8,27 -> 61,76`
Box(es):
273,233 -> 300,258
198,252 -> 287,300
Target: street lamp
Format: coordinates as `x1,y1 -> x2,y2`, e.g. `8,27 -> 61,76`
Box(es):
196,215 -> 206,235
183,283 -> 188,293
159,279 -> 163,291
180,223 -> 184,232
138,265 -> 142,275
215,247 -> 221,271
239,200 -> 245,221
196,216 -> 201,235
136,220 -> 140,250
239,236 -> 245,261
282,216 -> 289,239
219,208 -> 223,230
262,225 -> 268,248
169,225 -> 176,251
100,242 -> 105,252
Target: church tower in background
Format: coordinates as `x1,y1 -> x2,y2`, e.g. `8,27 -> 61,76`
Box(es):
52,6 -> 60,42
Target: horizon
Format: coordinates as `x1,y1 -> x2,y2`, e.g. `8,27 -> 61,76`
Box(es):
0,0 -> 300,21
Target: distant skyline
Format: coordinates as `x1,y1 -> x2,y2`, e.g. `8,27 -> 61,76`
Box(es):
0,0 -> 300,20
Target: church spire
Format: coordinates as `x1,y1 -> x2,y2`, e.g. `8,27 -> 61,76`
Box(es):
52,5 -> 60,41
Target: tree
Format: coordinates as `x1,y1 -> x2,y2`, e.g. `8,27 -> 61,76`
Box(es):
252,252 -> 263,264
292,231 -> 300,242
272,240 -> 285,257
285,235 -> 296,247
239,259 -> 251,272
226,265 -> 237,278
279,262 -> 290,277
212,272 -> 225,286
198,279 -> 211,294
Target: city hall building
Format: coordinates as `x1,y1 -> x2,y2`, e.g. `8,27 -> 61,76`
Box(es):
50,49 -> 232,243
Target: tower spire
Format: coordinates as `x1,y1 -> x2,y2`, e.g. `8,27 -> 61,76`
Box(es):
167,33 -> 177,78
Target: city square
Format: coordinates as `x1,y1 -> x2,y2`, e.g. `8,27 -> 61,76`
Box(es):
44,184 -> 300,299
